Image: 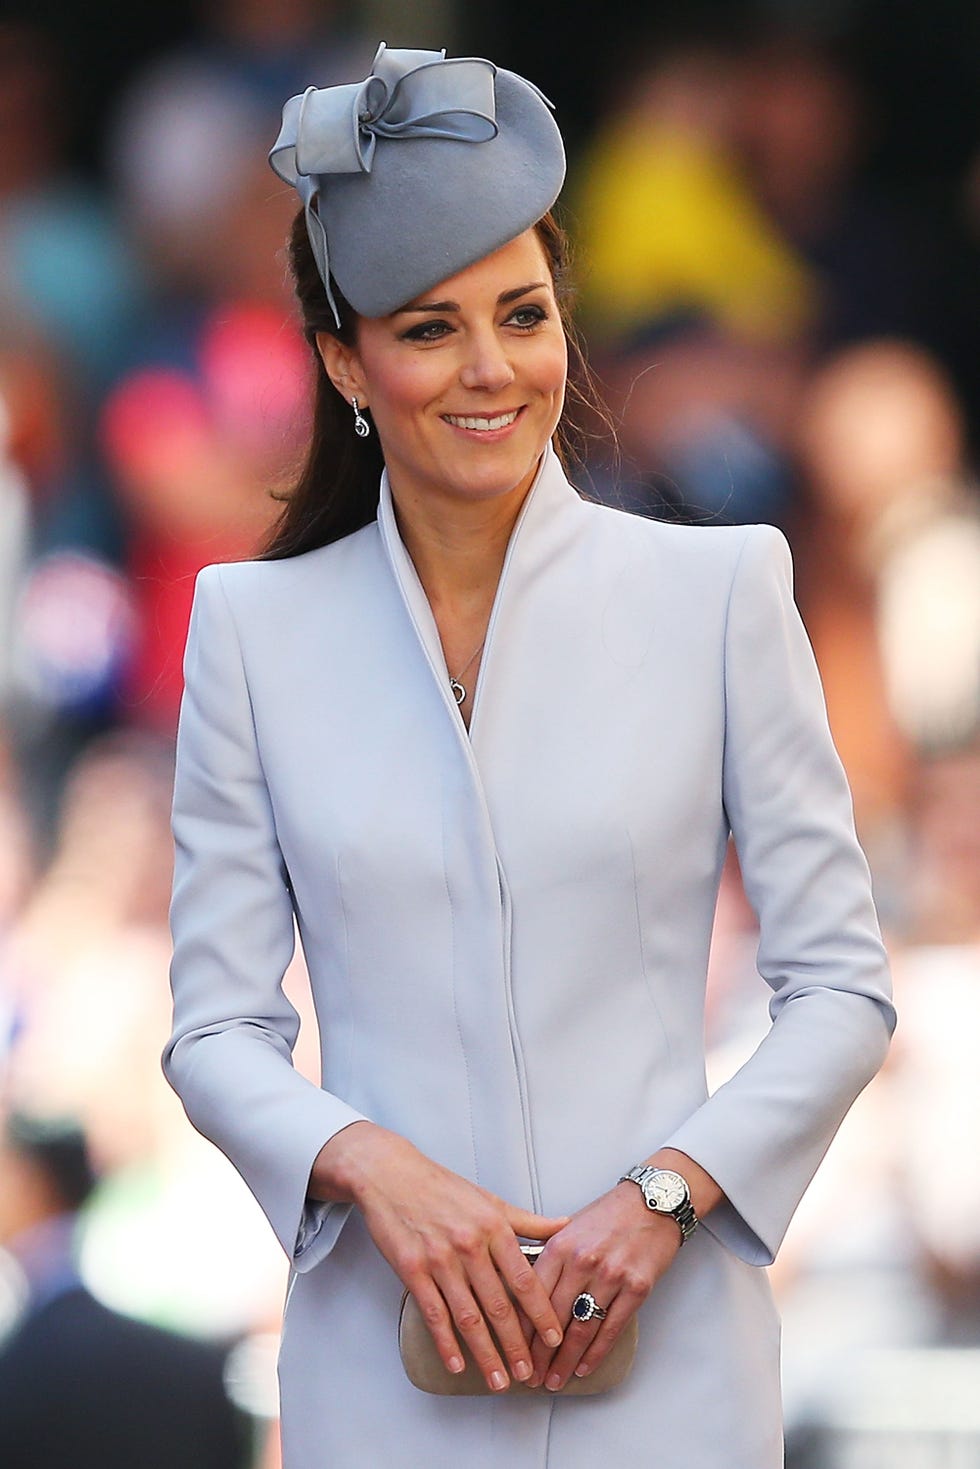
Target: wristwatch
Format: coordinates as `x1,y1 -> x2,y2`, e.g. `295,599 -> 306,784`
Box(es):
619,1165 -> 699,1244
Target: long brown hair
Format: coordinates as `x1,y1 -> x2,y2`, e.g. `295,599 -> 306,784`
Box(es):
261,208 -> 601,560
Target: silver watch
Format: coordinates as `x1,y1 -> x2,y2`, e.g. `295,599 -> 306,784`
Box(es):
619,1165 -> 699,1244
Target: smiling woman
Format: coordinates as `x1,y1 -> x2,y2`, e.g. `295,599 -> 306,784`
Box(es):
263,205 -> 581,562
319,232 -> 566,518
164,41 -> 895,1469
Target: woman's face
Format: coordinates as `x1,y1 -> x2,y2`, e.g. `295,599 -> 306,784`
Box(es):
319,228 -> 568,515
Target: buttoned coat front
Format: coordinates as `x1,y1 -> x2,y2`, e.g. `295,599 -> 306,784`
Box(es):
165,448 -> 895,1468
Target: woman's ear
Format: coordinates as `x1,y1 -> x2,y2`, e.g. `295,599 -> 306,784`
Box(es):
315,332 -> 368,409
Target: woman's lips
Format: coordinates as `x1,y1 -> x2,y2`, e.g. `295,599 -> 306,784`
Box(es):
441,406 -> 525,437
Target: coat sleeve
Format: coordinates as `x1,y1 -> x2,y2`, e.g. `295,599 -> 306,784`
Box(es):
164,564 -> 369,1273
663,524 -> 896,1265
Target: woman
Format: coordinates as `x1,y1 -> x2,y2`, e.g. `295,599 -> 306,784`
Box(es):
164,44 -> 895,1468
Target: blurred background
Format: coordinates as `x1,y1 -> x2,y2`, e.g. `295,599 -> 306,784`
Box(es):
1,1 -> 979,1465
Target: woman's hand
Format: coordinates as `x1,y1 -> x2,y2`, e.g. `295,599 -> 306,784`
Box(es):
310,1122 -> 568,1392
525,1183 -> 681,1390
526,1151 -> 722,1391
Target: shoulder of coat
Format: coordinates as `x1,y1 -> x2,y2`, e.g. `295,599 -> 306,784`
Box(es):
579,498 -> 771,568
198,521 -> 382,602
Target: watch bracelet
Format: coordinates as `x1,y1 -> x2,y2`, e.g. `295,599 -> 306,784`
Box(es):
618,1166 -> 699,1244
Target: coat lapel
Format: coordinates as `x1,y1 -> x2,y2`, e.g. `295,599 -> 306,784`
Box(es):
375,470 -> 461,728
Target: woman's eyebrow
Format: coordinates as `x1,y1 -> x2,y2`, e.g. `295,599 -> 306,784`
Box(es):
394,299 -> 458,315
393,282 -> 548,316
498,281 -> 548,305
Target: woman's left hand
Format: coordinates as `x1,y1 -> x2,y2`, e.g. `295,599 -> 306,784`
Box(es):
526,1182 -> 681,1390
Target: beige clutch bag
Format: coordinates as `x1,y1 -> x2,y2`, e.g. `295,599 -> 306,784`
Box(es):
398,1244 -> 638,1396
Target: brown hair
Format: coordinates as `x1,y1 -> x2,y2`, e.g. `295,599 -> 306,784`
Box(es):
261,207 -> 602,560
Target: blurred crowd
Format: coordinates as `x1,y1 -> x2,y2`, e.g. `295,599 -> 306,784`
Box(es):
1,4 -> 979,1466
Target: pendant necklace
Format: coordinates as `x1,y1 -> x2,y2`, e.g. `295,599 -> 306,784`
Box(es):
448,638 -> 486,706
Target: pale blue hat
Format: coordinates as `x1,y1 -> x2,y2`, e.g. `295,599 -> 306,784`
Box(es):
269,43 -> 566,325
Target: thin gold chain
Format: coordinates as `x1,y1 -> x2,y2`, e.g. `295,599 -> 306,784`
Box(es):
451,638 -> 485,685
448,637 -> 486,705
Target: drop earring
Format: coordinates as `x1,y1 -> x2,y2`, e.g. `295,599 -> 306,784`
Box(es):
351,396 -> 371,438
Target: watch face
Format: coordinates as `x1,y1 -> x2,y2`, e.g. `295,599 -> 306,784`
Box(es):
645,1171 -> 688,1211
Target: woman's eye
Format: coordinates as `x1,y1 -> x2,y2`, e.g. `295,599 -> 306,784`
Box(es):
399,304 -> 548,341
507,304 -> 548,330
401,319 -> 453,343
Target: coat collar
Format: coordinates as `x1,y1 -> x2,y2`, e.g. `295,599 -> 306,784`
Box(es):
375,444 -> 588,739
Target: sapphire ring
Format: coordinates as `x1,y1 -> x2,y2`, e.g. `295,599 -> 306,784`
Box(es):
571,1292 -> 608,1324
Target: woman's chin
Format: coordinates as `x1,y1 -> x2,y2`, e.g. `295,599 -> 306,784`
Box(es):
437,445 -> 547,507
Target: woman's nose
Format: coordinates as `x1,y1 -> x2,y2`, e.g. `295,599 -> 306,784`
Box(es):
458,330 -> 515,392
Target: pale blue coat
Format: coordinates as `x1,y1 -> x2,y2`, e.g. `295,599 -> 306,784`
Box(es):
165,448 -> 895,1467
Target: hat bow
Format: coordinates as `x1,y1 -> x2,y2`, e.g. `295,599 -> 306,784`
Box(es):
270,44 -> 504,322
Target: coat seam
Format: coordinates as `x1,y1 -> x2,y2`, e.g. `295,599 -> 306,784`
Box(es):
213,564 -> 276,801
543,1393 -> 555,1464
720,526 -> 758,834
496,858 -> 543,1214
334,852 -> 357,1109
442,812 -> 481,1187
626,825 -> 674,1064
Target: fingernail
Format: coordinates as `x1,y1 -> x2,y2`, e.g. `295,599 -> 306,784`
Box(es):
491,1371 -> 508,1392
544,1329 -> 562,1348
448,1356 -> 464,1374
515,1359 -> 532,1381
545,1371 -> 562,1391
574,1362 -> 591,1378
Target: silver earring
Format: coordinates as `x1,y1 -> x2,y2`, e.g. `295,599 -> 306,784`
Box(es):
351,396 -> 371,438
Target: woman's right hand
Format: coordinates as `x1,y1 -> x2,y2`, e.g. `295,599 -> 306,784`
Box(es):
310,1121 -> 567,1391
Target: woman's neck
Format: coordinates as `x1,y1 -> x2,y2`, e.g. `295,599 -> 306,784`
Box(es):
389,473 -> 535,621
